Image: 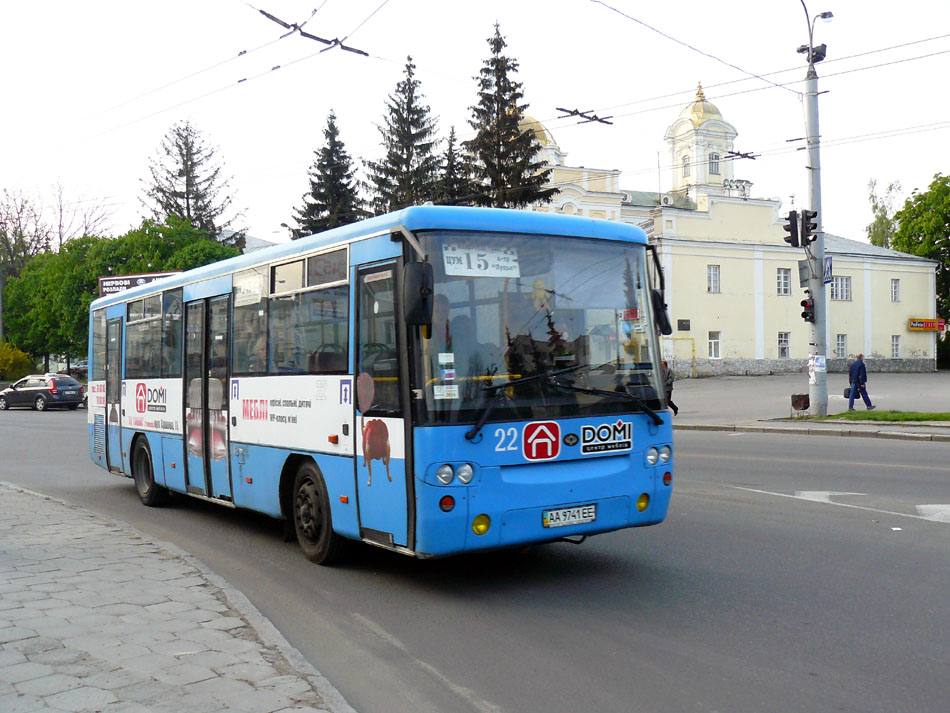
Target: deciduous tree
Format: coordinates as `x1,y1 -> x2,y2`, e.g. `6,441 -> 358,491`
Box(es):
866,179 -> 902,249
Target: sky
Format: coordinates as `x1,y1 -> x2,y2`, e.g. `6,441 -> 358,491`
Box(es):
1,0 -> 948,247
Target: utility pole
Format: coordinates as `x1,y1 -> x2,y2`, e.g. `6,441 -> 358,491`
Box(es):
798,2 -> 833,417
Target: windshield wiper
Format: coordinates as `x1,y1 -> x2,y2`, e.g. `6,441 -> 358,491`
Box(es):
549,378 -> 664,426
463,362 -> 610,441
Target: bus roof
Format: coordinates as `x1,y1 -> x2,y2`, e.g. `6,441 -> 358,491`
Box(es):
91,206 -> 649,309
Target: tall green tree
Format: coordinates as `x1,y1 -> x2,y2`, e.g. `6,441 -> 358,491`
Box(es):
141,120 -> 244,247
465,24 -> 557,209
3,217 -> 239,363
292,110 -> 364,237
866,179 -> 902,249
892,173 -> 950,320
365,57 -> 441,214
434,127 -> 476,206
891,173 -> 950,368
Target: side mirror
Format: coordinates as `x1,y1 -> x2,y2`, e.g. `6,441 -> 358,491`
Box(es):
403,261 -> 434,326
651,289 -> 673,336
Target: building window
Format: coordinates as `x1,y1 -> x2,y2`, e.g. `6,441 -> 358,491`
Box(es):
682,155 -> 691,178
836,334 -> 847,359
708,331 -> 721,359
831,275 -> 852,301
777,268 -> 791,296
891,335 -> 901,359
707,264 -> 720,293
709,152 -> 720,175
778,332 -> 790,358
891,278 -> 900,302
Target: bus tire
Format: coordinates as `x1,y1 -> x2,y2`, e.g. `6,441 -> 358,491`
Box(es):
293,462 -> 346,565
132,438 -> 168,507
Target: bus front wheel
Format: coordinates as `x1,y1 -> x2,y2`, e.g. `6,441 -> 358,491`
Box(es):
132,439 -> 168,507
293,462 -> 346,565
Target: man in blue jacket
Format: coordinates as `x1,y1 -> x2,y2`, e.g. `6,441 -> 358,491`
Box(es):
848,353 -> 875,411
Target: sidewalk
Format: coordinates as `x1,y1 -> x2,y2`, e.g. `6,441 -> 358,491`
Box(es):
0,483 -> 356,713
670,371 -> 950,442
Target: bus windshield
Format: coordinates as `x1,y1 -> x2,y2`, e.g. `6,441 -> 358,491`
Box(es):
412,230 -> 665,426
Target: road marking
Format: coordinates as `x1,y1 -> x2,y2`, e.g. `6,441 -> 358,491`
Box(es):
795,490 -> 865,503
678,452 -> 950,474
351,612 -> 504,713
916,504 -> 950,522
731,486 -> 949,525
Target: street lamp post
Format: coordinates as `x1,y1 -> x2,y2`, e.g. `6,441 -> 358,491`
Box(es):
799,2 -> 832,417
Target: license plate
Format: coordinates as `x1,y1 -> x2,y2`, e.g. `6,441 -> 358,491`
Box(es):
542,504 -> 596,528
64,390 -> 77,396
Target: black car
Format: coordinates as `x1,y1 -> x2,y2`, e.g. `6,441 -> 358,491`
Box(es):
0,374 -> 85,411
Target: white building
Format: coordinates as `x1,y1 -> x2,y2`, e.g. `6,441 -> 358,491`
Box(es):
526,86 -> 939,375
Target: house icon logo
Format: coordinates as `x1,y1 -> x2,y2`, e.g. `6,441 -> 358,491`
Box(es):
523,421 -> 561,461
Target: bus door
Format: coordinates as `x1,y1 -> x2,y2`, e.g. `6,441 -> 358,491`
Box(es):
354,262 -> 412,549
183,296 -> 233,500
105,317 -> 123,473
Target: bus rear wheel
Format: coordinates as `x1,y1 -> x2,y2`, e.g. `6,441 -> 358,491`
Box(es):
132,439 -> 168,507
293,462 -> 346,565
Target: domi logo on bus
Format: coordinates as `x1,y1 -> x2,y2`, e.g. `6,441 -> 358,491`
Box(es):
135,383 -> 168,413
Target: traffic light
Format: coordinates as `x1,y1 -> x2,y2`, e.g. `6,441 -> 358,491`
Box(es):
783,210 -> 799,247
801,209 -> 818,243
800,291 -> 815,323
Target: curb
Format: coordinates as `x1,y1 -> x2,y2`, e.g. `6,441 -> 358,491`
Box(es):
673,423 -> 948,442
0,481 -> 359,713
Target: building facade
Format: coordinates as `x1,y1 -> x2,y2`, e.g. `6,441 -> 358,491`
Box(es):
525,87 -> 939,375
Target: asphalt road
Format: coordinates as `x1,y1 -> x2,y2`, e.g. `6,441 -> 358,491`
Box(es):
2,409 -> 948,713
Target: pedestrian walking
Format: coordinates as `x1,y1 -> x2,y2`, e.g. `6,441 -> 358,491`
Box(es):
847,353 -> 875,411
662,360 -> 678,415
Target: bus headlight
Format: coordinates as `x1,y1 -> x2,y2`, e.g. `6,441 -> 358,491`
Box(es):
659,445 -> 672,463
436,464 -> 454,485
456,463 -> 474,484
646,447 -> 659,465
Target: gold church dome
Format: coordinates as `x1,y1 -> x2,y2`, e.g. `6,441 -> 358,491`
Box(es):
679,83 -> 723,126
518,114 -> 556,146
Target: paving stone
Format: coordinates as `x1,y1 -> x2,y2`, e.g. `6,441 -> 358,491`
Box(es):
0,661 -> 53,683
45,684 -> 118,711
81,667 -> 151,691
0,648 -> 28,666
0,626 -> 38,644
185,676 -> 255,699
15,672 -> 83,696
7,636 -> 64,654
201,616 -> 246,631
153,662 -> 217,686
0,691 -> 45,713
27,647 -> 87,666
219,660 -> 282,683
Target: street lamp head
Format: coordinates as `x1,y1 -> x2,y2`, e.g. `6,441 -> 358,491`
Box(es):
818,11 -> 833,20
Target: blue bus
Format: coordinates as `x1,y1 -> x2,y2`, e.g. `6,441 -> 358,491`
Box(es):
87,206 -> 674,564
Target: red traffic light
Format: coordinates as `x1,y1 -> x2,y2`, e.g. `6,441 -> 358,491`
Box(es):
800,297 -> 815,323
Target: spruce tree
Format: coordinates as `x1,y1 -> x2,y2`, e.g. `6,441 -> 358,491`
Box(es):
466,24 -> 558,208
292,110 -> 364,238
141,120 -> 242,245
434,127 -> 476,206
365,57 -> 441,214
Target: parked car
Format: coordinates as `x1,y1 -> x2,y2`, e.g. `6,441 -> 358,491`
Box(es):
70,359 -> 89,378
0,374 -> 85,411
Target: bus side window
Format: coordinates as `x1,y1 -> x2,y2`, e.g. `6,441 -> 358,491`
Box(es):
358,268 -> 400,415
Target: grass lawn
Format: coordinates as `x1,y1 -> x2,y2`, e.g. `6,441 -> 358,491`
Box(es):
822,410 -> 950,422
